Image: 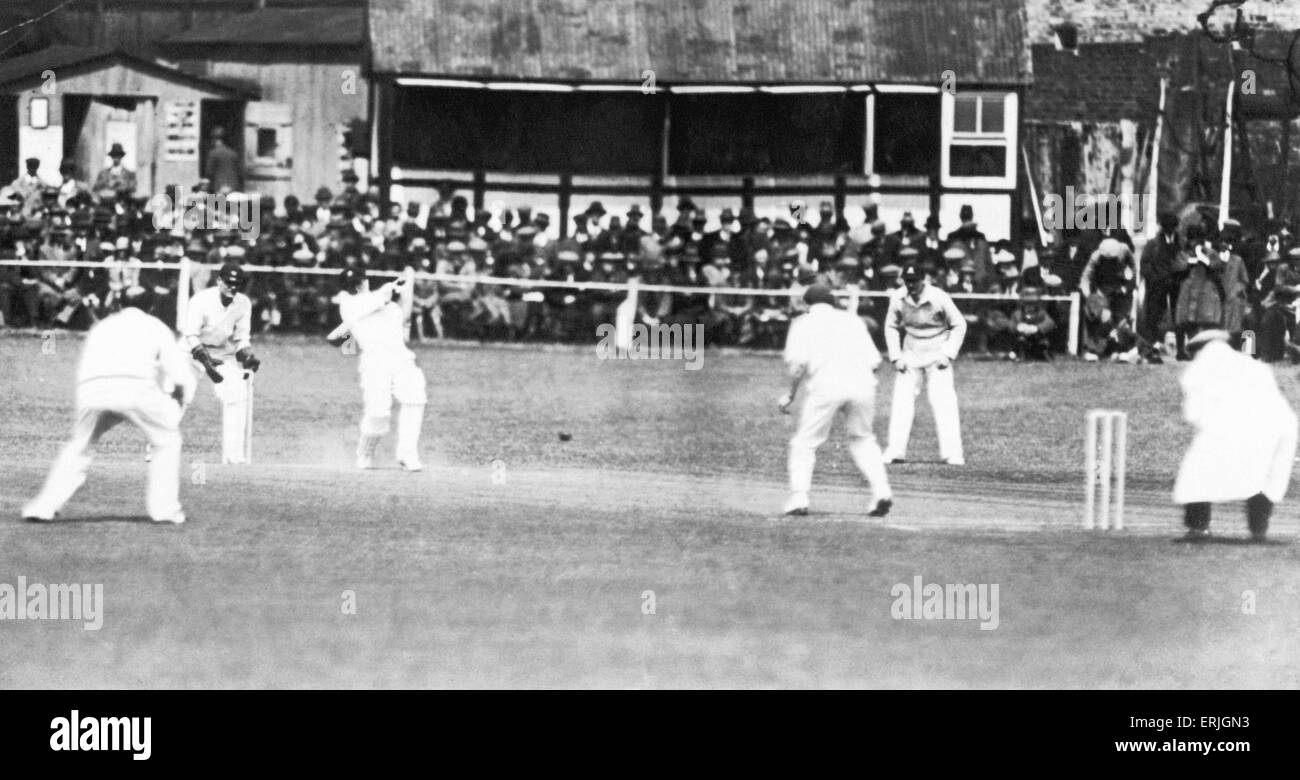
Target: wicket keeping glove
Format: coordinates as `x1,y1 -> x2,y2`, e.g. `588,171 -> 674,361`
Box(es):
191,345 -> 224,384
235,347 -> 261,373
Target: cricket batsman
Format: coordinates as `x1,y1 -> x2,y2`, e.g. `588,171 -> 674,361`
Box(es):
883,264 -> 967,465
779,284 -> 893,517
183,262 -> 261,464
23,287 -> 195,524
1174,329 -> 1298,542
327,267 -> 427,471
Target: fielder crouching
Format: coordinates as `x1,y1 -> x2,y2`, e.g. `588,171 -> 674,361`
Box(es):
1174,329 -> 1298,541
779,284 -> 893,517
23,287 -> 195,524
183,262 -> 261,464
328,267 -> 427,471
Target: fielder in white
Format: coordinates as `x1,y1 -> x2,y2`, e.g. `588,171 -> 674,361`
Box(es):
183,262 -> 261,464
779,284 -> 893,517
1174,329 -> 1298,542
23,289 -> 196,524
327,266 -> 427,471
883,264 -> 967,465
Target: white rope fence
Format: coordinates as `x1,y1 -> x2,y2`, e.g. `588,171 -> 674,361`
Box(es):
0,257 -> 1083,354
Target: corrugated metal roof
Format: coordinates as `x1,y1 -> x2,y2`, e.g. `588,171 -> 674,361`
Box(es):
369,0 -> 1031,85
163,7 -> 364,47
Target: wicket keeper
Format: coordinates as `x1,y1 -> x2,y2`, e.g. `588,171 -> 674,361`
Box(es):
1175,329 -> 1297,541
779,284 -> 893,517
183,262 -> 261,464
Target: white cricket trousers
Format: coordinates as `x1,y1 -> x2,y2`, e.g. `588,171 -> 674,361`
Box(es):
886,363 -> 964,461
206,361 -> 251,464
358,355 -> 428,460
25,378 -> 184,521
789,390 -> 891,499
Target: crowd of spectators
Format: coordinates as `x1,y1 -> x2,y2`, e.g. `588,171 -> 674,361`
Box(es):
2,157 -> 1297,362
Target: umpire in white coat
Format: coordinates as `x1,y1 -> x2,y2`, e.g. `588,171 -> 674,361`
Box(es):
1175,329 -> 1297,541
779,284 -> 893,517
883,264 -> 967,465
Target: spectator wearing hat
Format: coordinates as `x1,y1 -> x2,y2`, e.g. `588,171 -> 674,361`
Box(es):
882,263 -> 967,465
93,143 -> 136,201
1011,288 -> 1056,361
982,249 -> 1022,356
665,241 -> 710,329
1080,236 -> 1137,331
618,205 -> 648,257
860,220 -> 890,270
1173,228 -> 1227,356
945,205 -> 991,288
1255,247 -> 1300,362
55,160 -> 89,209
590,250 -> 629,328
204,127 -> 242,194
543,239 -> 590,341
1137,212 -> 1185,361
884,211 -> 922,259
1218,238 -> 1251,344
10,157 -> 48,217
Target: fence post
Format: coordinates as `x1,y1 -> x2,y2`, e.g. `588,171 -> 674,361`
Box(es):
175,256 -> 192,332
1067,290 -> 1080,357
615,276 -> 639,352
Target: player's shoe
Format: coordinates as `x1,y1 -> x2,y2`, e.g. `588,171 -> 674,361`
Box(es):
356,453 -> 376,469
1250,529 -> 1268,543
882,450 -> 906,464
151,511 -> 186,525
398,457 -> 425,473
782,493 -> 809,516
867,498 -> 893,518
1182,527 -> 1212,542
944,457 -> 966,466
21,500 -> 53,522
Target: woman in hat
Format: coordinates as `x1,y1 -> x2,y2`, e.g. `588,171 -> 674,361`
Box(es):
1173,229 -> 1226,352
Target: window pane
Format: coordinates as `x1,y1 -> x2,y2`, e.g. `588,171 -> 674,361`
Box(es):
953,95 -> 978,133
669,93 -> 865,175
980,96 -> 1005,133
949,144 -> 1006,177
873,93 -> 940,175
256,128 -> 277,158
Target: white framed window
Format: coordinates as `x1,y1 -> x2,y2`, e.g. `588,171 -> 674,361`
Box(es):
941,91 -> 1017,189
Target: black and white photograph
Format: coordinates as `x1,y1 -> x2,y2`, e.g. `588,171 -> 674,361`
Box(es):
0,0 -> 1297,748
